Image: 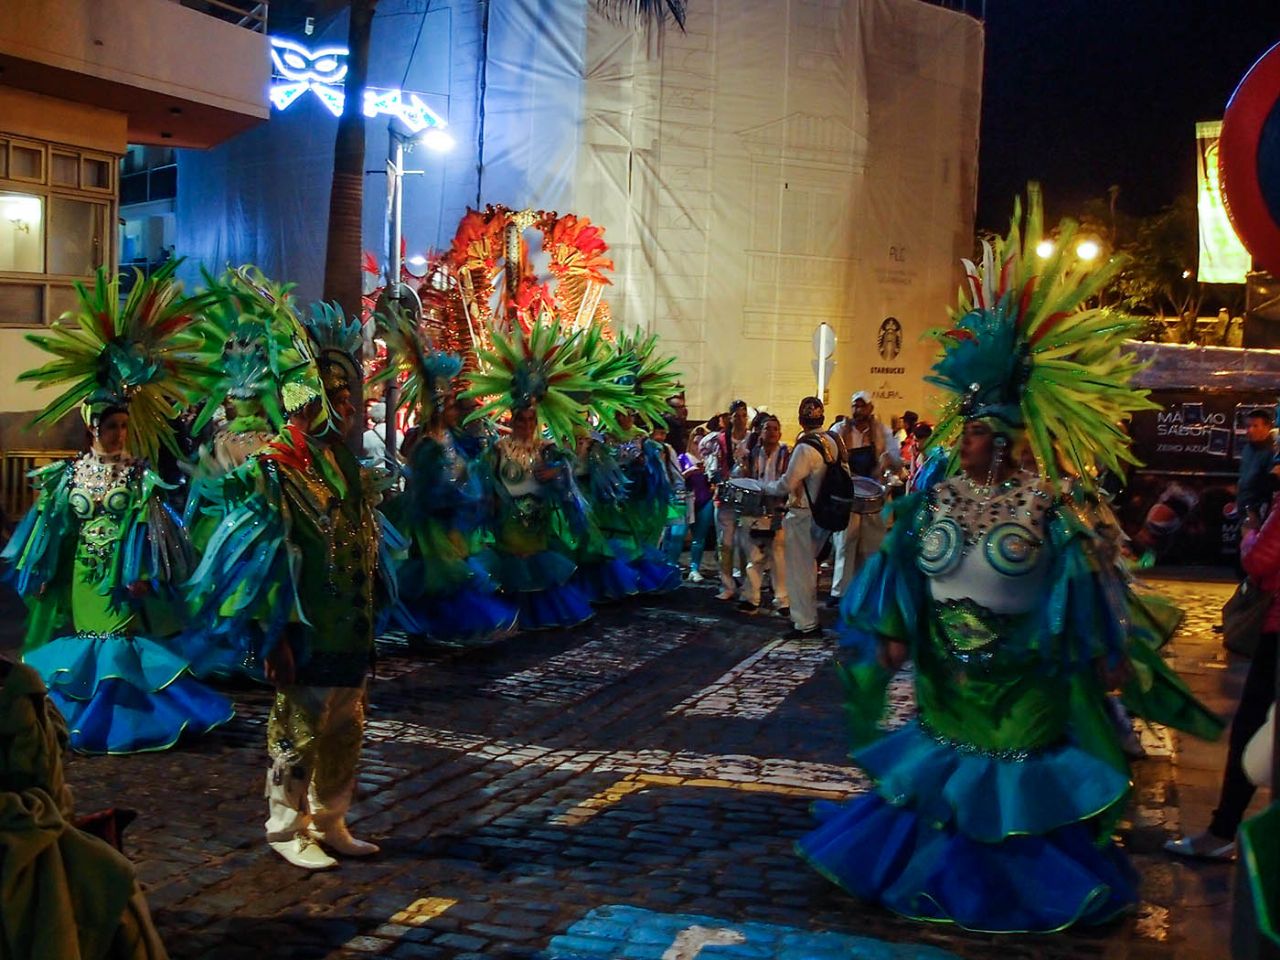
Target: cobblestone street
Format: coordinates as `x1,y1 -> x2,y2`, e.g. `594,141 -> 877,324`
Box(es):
59,575 -> 1255,960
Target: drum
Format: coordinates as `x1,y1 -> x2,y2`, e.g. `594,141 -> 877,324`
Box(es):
725,477 -> 767,516
852,475 -> 886,514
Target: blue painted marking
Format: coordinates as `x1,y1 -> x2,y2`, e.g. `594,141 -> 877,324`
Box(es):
545,905 -> 961,960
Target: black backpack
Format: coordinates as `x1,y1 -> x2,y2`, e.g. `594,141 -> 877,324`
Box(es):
798,432 -> 854,532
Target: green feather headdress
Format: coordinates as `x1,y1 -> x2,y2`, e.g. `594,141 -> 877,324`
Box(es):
462,318 -> 599,447
186,266 -> 311,434
927,184 -> 1155,489
19,261 -> 217,463
373,309 -> 464,424
304,301 -> 365,396
608,329 -> 682,430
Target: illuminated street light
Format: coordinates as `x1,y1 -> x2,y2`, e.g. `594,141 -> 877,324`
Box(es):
1076,240 -> 1101,261
1182,269 -> 1193,279
1036,240 -> 1055,259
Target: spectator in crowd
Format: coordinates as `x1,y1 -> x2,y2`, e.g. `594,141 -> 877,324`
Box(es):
763,396 -> 835,639
363,401 -> 387,462
1237,407 -> 1277,522
702,400 -> 752,600
0,658 -> 168,959
679,425 -> 715,581
737,414 -> 789,616
1166,468 -> 1280,861
827,391 -> 901,605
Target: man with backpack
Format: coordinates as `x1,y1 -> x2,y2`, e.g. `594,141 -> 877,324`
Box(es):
763,396 -> 853,640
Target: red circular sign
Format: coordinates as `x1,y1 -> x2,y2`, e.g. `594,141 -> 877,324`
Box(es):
1221,40 -> 1280,274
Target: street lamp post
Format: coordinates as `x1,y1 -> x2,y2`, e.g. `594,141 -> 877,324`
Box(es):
378,117 -> 455,468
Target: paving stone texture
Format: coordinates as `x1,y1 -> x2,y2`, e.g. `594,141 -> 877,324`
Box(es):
55,573 -> 1259,960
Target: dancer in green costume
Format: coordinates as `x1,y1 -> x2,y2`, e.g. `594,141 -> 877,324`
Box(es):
3,264 -> 233,754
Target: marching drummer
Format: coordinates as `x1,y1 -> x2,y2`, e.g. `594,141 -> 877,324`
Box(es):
734,414 -> 790,616
827,391 -> 901,607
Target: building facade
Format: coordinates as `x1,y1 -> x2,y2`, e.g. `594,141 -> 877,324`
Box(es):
0,0 -> 270,435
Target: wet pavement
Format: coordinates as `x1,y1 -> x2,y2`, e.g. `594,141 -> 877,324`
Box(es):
57,573 -> 1257,960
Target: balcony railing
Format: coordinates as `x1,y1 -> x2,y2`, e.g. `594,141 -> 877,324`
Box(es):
174,0 -> 268,33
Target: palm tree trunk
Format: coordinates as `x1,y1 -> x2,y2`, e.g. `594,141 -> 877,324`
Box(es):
323,0 -> 377,449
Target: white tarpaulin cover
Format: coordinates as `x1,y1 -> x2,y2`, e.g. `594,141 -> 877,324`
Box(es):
574,0 -> 984,421
168,0 -> 982,428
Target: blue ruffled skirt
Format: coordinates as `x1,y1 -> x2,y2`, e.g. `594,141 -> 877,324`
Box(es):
631,547 -> 682,595
798,719 -> 1138,933
493,548 -> 593,630
798,795 -> 1138,933
396,585 -> 519,643
573,555 -> 641,604
24,634 -> 235,754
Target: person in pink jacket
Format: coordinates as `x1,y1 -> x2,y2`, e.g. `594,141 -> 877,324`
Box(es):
1166,474 -> 1280,860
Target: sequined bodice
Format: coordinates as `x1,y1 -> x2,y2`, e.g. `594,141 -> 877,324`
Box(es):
919,474 -> 1051,615
496,436 -> 545,497
68,452 -> 140,521
68,452 -> 143,581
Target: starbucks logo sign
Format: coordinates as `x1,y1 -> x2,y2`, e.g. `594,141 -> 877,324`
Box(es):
877,316 -> 902,361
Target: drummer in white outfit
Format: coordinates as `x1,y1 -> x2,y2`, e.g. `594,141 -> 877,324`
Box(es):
828,391 -> 901,604
763,397 -> 834,640
734,416 -> 789,615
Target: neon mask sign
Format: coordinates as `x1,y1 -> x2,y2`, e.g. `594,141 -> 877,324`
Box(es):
269,36 -> 447,136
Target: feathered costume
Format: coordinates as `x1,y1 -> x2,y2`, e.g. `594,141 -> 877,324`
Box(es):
376,310 -> 518,642
2,264 -> 234,754
184,286 -> 398,866
180,267 -> 311,679
798,187 -> 1223,933
595,332 -> 684,593
462,319 -> 604,629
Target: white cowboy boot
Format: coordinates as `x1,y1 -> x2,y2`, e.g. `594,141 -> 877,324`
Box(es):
310,818 -> 380,857
269,834 -> 338,870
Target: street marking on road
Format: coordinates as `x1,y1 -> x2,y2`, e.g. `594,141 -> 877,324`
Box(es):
389,897 -> 458,926
668,637 -> 832,719
481,622 -> 697,704
363,719 -> 866,794
552,772 -> 855,826
545,905 -> 962,959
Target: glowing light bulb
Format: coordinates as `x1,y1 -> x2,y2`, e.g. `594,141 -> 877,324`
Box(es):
1076,240 -> 1100,261
1035,240 -> 1054,259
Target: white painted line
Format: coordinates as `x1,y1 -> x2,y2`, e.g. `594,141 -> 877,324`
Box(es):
668,638 -> 831,719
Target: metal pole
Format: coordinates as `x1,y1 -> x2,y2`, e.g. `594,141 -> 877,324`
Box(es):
383,133 -> 403,468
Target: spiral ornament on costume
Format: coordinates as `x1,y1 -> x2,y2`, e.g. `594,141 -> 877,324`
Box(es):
68,490 -> 92,519
104,488 -> 131,516
918,518 -> 963,577
983,522 -> 1043,576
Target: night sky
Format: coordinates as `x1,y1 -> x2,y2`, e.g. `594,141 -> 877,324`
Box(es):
977,1 -> 1280,231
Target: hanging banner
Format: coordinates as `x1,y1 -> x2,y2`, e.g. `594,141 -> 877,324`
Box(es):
1196,120 -> 1251,284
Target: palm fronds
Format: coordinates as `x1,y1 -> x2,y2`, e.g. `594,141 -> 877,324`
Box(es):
592,0 -> 687,30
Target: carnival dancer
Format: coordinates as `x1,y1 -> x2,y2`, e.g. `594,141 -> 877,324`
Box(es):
181,267 -> 309,680
565,427 -> 642,603
187,304 -> 394,869
376,311 -> 518,641
2,265 -> 234,754
464,320 -> 599,630
736,414 -> 789,616
827,392 -> 900,607
797,187 -> 1222,933
603,333 -> 685,593
762,397 -> 838,640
